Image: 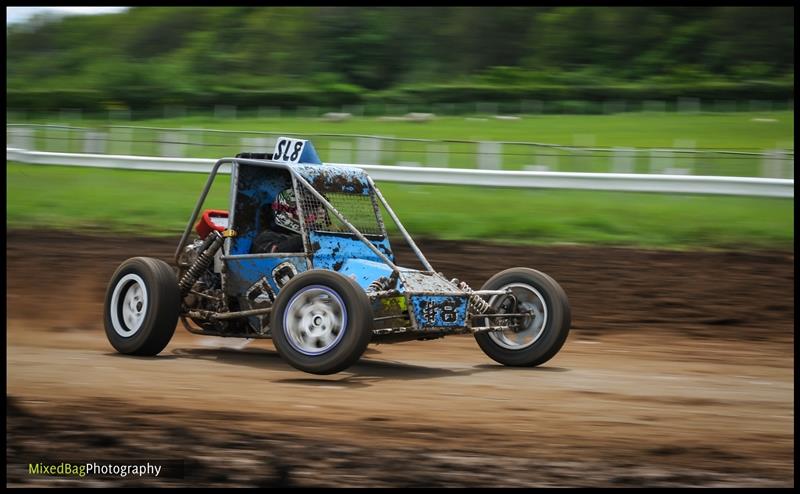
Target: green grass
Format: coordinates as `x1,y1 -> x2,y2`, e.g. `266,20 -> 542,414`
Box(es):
12,111 -> 794,177
7,163 -> 793,250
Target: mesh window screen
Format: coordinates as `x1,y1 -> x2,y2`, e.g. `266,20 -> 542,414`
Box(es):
297,188 -> 383,236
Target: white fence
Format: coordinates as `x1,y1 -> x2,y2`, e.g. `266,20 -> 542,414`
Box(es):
7,148 -> 793,198
7,123 -> 795,179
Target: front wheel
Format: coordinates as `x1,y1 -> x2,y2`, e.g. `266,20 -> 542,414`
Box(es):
475,267 -> 571,367
270,270 -> 373,375
104,257 -> 180,356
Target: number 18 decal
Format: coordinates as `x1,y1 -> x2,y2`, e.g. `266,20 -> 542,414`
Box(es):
272,137 -> 306,164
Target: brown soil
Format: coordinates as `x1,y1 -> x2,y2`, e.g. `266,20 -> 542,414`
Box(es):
5,229 -> 795,487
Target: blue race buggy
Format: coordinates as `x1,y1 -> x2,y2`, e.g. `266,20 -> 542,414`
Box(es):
104,138 -> 571,374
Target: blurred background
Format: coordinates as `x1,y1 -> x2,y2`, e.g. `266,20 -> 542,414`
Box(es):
6,6 -> 794,488
5,6 -> 794,247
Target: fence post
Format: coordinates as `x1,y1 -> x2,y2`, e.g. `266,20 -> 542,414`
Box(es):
183,127 -> 202,157
357,137 -> 381,165
572,134 -> 596,172
381,137 -> 396,165
45,127 -> 59,152
671,139 -> 695,175
113,127 -> 133,156
160,132 -> 185,157
83,131 -> 108,154
8,127 -> 34,150
761,149 -> 790,178
612,147 -> 635,173
541,146 -> 559,171
477,141 -> 501,170
650,149 -> 674,174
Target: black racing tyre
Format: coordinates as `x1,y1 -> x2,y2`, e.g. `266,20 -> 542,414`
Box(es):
474,267 -> 571,367
271,270 -> 373,375
104,257 -> 181,356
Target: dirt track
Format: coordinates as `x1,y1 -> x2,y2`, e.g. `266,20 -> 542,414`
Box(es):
6,230 -> 795,487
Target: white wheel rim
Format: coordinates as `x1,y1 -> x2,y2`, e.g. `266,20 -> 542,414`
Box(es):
487,282 -> 548,350
284,285 -> 347,356
110,274 -> 149,337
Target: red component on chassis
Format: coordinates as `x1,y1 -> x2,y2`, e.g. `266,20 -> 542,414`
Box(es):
195,209 -> 229,239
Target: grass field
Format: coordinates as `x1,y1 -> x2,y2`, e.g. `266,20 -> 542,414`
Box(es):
7,162 -> 793,250
11,111 -> 795,177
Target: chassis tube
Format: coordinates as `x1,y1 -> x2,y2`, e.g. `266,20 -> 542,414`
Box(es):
187,307 -> 273,320
180,316 -> 273,339
367,176 -> 435,272
175,158 -> 232,264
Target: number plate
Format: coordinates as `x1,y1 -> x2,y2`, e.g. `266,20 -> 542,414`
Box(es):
272,137 -> 307,164
410,295 -> 468,328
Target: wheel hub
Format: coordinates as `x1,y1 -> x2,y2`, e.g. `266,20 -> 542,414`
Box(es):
486,283 -> 548,350
110,274 -> 149,337
284,286 -> 348,356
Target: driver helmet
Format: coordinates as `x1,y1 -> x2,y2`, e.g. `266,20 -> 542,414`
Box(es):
272,188 -> 327,233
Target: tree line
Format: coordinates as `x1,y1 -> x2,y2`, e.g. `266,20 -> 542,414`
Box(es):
6,6 -> 794,113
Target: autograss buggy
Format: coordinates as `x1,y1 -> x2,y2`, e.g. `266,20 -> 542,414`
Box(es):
104,138 -> 571,374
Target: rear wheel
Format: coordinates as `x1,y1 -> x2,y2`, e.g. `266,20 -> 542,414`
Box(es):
104,257 -> 180,356
271,270 -> 373,375
475,268 -> 571,367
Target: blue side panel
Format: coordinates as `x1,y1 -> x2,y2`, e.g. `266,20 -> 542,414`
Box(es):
336,259 -> 394,290
299,141 -> 323,165
310,231 -> 394,271
409,295 -> 469,328
225,256 -> 308,298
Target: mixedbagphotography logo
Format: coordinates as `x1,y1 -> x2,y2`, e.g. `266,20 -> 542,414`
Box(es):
26,460 -> 185,480
28,462 -> 87,478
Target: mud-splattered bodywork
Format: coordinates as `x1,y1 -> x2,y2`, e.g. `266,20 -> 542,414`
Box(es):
176,143 -> 505,340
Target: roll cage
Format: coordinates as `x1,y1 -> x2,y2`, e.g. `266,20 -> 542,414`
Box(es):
174,157 -> 435,274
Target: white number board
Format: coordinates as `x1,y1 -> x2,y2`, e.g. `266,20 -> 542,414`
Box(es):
272,137 -> 307,164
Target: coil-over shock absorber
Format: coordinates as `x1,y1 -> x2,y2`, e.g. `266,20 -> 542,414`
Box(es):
367,271 -> 399,293
179,230 -> 224,296
367,277 -> 390,292
451,278 -> 491,314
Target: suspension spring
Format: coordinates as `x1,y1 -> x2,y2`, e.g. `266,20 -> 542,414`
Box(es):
179,231 -> 224,296
367,271 -> 398,293
452,279 -> 491,314
367,276 -> 392,293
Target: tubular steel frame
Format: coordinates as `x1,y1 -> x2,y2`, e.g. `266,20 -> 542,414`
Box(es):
175,157 -> 434,273
174,157 -> 517,337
